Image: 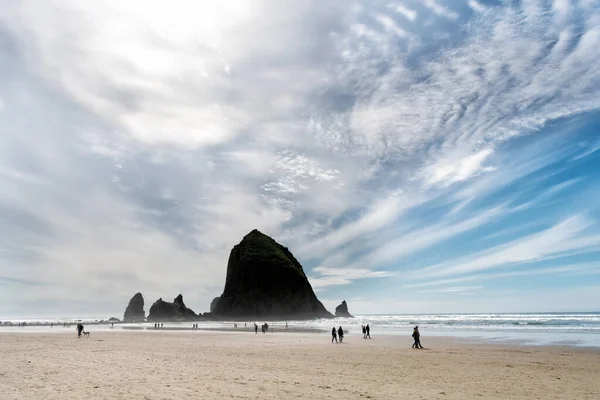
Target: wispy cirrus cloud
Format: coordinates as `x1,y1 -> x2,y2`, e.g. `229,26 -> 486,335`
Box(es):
309,267 -> 395,289
406,262 -> 600,289
419,214 -> 600,279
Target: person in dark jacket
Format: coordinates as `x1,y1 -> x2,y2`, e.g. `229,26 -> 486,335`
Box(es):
412,326 -> 423,349
366,324 -> 371,339
76,323 -> 84,338
338,326 -> 344,343
331,327 -> 338,343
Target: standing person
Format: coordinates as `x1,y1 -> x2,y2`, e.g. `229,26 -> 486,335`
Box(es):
412,326 -> 423,349
254,323 -> 258,334
285,322 -> 288,331
76,323 -> 84,338
338,326 -> 344,343
362,324 -> 366,339
331,327 -> 338,343
366,324 -> 371,339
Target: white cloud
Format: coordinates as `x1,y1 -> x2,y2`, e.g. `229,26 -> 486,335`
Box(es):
512,177 -> 583,211
572,138 -> 600,161
553,0 -> 571,17
393,4 -> 417,21
309,267 -> 395,288
420,214 -> 600,278
375,14 -> 408,37
406,262 -> 600,289
353,204 -> 507,269
424,148 -> 496,188
468,0 -> 487,13
422,0 -> 459,20
418,285 -> 482,294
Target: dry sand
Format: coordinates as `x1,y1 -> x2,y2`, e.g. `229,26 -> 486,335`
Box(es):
1,330 -> 599,399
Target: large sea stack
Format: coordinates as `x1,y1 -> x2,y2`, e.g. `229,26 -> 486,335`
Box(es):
147,294 -> 199,321
123,292 -> 145,322
335,300 -> 354,318
212,229 -> 333,320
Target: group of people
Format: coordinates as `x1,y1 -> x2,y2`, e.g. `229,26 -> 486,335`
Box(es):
361,324 -> 371,339
191,323 -> 200,330
256,322 -> 270,333
331,326 -> 345,343
153,323 -> 164,329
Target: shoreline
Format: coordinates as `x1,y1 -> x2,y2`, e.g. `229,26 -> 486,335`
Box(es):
2,325 -> 600,351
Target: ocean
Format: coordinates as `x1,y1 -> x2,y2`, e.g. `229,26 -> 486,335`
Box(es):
3,313 -> 599,347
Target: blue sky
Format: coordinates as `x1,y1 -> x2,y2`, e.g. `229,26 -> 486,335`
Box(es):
1,0 -> 600,318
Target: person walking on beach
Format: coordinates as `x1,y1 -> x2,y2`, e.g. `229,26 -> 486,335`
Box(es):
331,327 -> 338,343
338,326 -> 344,343
412,326 -> 423,349
76,323 -> 84,338
362,324 -> 366,338
366,324 -> 371,339
254,323 -> 258,334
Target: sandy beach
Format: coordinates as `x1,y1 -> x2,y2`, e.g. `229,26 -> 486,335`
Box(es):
1,331 -> 599,399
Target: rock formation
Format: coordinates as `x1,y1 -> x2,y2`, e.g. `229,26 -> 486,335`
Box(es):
212,229 -> 333,320
123,292 -> 145,322
147,294 -> 199,321
335,300 -> 354,318
210,296 -> 220,313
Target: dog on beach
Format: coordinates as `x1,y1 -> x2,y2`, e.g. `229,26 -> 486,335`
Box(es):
83,331 -> 90,338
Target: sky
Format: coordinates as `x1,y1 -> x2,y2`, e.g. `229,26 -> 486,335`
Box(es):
1,0 -> 600,318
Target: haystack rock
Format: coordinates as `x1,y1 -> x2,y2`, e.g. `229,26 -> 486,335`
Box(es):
123,292 -> 145,322
210,296 -> 220,313
335,300 -> 354,318
147,294 -> 199,321
212,229 -> 333,320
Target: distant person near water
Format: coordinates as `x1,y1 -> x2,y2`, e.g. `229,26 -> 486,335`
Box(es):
362,324 -> 366,338
412,326 -> 423,349
331,327 -> 338,343
76,323 -> 84,338
338,326 -> 344,343
366,324 -> 371,339
254,323 -> 258,334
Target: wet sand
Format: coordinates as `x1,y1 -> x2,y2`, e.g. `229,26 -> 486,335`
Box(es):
1,331 -> 599,399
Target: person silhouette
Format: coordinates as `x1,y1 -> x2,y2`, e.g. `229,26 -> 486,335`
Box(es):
338,326 -> 344,343
366,324 -> 371,339
412,326 -> 423,349
331,327 -> 338,343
